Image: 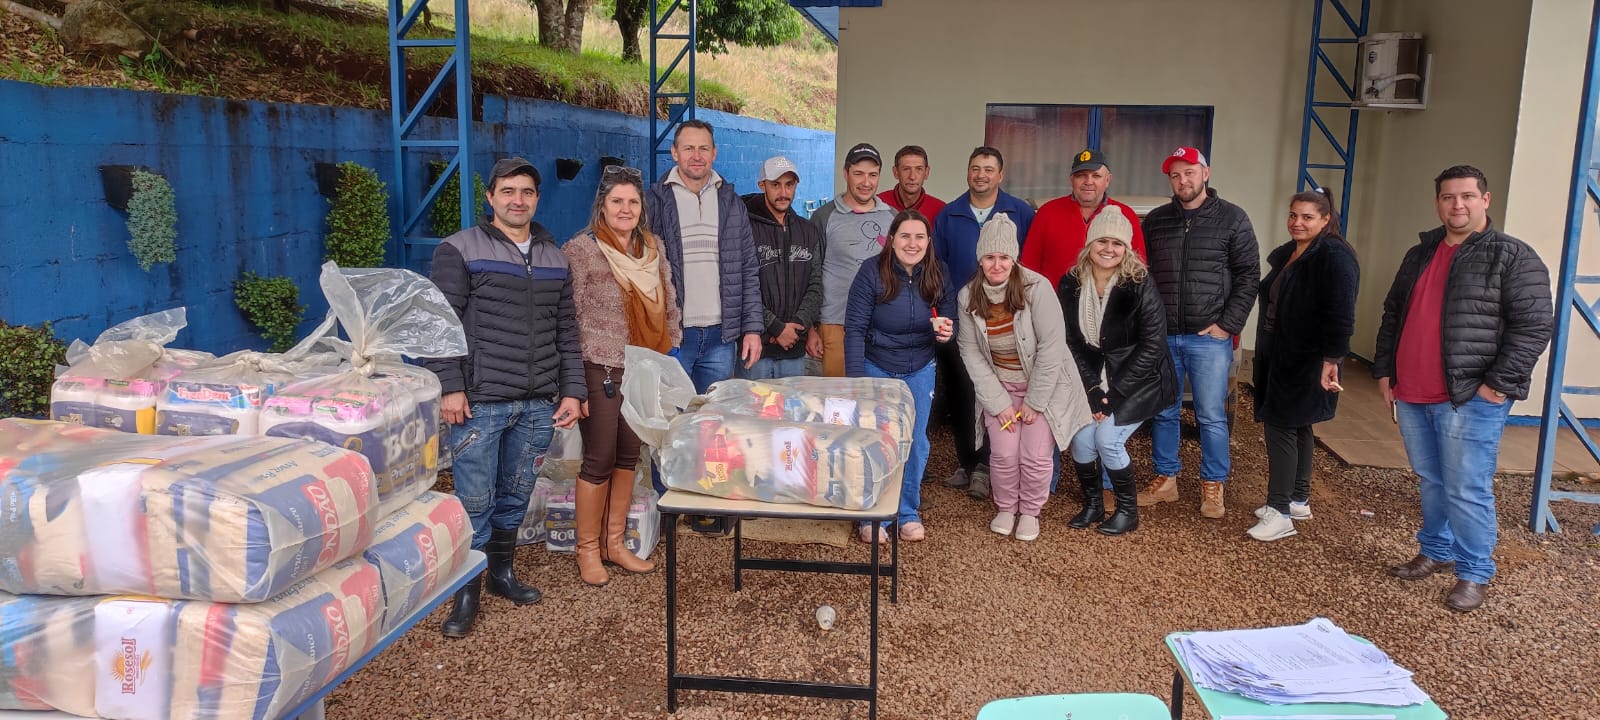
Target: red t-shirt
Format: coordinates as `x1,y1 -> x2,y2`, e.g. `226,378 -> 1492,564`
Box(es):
1020,197 -> 1146,290
1394,242 -> 1461,404
878,189 -> 946,230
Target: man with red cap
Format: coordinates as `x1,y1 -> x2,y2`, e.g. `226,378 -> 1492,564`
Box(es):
1020,148 -> 1145,290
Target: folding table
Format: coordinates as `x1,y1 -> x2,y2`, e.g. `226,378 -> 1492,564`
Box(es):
659,474 -> 901,720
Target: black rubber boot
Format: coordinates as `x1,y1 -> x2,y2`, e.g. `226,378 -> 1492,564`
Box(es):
1097,465 -> 1140,536
1067,461 -> 1104,529
484,528 -> 543,605
440,574 -> 482,638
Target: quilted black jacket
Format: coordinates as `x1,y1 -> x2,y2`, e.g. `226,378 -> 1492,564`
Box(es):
1059,272 -> 1178,426
1371,222 -> 1554,404
1142,189 -> 1261,335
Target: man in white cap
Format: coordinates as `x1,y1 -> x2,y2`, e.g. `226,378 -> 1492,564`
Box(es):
741,156 -> 825,378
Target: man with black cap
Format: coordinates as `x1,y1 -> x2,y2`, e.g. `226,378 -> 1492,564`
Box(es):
742,155 -> 825,379
1021,148 -> 1146,291
811,142 -> 898,377
424,157 -> 586,638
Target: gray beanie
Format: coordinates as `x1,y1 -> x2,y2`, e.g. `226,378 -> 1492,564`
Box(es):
975,214 -> 1020,260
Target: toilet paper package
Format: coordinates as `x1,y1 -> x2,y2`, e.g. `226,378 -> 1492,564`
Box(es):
0,591 -> 99,716
156,325 -> 349,438
361,491 -> 471,634
50,308 -> 214,435
0,419 -> 379,602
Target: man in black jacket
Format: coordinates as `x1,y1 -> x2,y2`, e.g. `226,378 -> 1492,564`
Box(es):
742,156 -> 824,379
424,157 -> 586,637
1141,147 -> 1260,519
1374,165 -> 1553,612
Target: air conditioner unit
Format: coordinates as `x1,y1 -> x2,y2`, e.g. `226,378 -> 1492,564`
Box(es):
1353,32 -> 1428,110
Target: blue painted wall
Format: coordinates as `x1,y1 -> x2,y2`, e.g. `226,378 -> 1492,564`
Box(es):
0,81 -> 835,355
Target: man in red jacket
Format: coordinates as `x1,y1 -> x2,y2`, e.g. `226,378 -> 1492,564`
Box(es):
1021,148 -> 1145,289
879,145 -> 946,226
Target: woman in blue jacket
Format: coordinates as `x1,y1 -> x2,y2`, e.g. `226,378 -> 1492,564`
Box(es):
845,209 -> 956,543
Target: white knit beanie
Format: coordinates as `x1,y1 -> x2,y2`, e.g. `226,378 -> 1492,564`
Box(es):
975,213 -> 1020,260
1086,209 -> 1133,245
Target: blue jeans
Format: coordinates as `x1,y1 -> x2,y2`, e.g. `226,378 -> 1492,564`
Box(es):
1395,396 -> 1511,584
1152,334 -> 1234,481
865,358 -> 936,526
448,397 -> 556,550
1068,414 -> 1143,471
740,355 -> 810,380
677,325 -> 737,394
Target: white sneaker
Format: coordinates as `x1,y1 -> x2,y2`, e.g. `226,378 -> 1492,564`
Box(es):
1014,515 -> 1040,542
1255,502 -> 1313,521
1247,507 -> 1297,542
989,511 -> 1016,536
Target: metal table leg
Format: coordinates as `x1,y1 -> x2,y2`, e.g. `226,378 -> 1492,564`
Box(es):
890,519 -> 900,604
869,519 -> 880,720
666,512 -> 679,712
733,515 -> 743,592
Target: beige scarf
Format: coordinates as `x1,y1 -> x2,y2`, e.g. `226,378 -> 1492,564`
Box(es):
592,226 -> 673,354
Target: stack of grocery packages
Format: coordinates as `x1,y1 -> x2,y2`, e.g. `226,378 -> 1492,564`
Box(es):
3,264 -> 474,719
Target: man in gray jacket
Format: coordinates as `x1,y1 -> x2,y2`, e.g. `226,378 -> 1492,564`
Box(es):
811,142 -> 898,377
425,157 -> 585,638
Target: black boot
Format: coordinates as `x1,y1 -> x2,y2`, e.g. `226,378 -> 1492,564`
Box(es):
485,528 -> 542,605
1067,461 -> 1104,529
1097,465 -> 1139,536
440,573 -> 482,638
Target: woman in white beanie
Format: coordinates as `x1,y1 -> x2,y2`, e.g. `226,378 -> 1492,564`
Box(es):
1059,210 -> 1178,535
957,214 -> 1094,540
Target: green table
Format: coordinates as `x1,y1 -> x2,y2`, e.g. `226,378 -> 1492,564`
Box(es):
977,693 -> 1170,719
1164,633 -> 1448,719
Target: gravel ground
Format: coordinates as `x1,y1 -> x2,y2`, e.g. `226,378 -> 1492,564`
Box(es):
328,398 -> 1600,719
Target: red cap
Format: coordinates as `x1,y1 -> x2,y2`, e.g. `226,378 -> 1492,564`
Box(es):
1162,147 -> 1209,174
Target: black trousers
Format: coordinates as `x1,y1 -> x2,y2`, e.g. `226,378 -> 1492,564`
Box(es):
934,341 -> 989,472
1263,422 -> 1313,514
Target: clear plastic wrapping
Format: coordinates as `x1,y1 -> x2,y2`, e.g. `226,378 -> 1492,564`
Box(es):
0,419 -> 378,602
361,491 -> 472,634
51,308 -> 214,434
620,347 -> 911,510
155,317 -> 345,438
262,263 -> 466,519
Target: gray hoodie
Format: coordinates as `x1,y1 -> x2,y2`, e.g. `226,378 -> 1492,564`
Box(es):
812,194 -> 898,325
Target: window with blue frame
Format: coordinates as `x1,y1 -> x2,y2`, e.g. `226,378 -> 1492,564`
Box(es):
985,104 -> 1214,204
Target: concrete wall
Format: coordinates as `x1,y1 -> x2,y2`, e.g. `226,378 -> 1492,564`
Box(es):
835,0 -> 1313,350
0,82 -> 834,355
1502,0 -> 1599,417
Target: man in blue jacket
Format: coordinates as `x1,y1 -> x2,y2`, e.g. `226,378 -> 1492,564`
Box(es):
646,120 -> 764,393
931,147 -> 1036,498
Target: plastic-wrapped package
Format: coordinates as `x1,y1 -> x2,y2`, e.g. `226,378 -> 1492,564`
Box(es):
156,319 -> 346,438
263,263 -> 466,519
516,427 -> 582,546
0,419 -> 378,602
50,308 -> 215,434
0,592 -> 98,716
361,491 -> 471,634
701,377 -> 915,456
538,476 -> 658,559
660,412 -> 901,510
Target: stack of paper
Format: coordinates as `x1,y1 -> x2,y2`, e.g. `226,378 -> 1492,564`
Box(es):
1172,618 -> 1433,706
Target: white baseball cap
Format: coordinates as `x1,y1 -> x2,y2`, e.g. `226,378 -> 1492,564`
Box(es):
760,156 -> 800,182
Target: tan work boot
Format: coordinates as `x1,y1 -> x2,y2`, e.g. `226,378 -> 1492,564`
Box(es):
1200,481 -> 1226,519
1137,475 -> 1179,506
601,469 -> 656,574
575,480 -> 610,586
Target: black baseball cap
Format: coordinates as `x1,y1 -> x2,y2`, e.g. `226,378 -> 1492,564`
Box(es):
489,157 -> 541,190
844,143 -> 882,167
1070,148 -> 1108,174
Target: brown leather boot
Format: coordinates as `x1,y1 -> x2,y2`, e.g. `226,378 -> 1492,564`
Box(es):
1137,474 -> 1179,506
575,480 -> 609,586
601,469 -> 656,574
1200,481 -> 1226,519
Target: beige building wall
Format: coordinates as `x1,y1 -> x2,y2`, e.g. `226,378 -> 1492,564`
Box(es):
1503,0 -> 1600,417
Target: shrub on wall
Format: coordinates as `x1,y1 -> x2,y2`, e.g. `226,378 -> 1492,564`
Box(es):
0,320 -> 67,419
324,161 -> 391,268
428,161 -> 487,238
126,170 -> 178,271
233,272 -> 306,353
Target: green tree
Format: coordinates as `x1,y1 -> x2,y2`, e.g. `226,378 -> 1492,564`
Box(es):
612,0 -> 803,63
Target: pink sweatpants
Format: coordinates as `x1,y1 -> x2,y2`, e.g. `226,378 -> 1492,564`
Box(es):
982,381 -> 1056,516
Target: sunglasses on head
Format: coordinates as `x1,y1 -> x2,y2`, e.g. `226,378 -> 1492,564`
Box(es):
602,164 -> 644,181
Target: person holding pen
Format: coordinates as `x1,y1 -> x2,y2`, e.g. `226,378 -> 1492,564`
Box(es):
956,214 -> 1093,541
845,208 -> 955,543
1060,210 -> 1177,535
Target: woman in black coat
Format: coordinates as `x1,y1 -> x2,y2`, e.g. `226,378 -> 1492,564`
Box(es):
1247,188 -> 1360,542
1059,211 -> 1179,536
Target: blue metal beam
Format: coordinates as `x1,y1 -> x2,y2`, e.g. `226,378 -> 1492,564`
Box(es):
1296,0 -> 1368,231
389,0 -> 473,270
1530,0 -> 1600,535
649,0 -> 698,181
